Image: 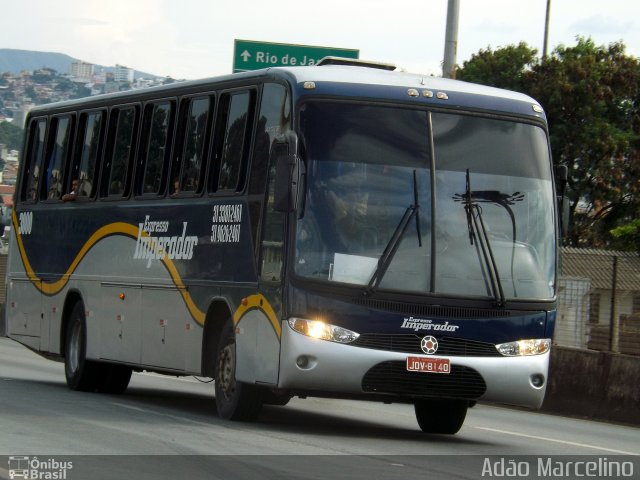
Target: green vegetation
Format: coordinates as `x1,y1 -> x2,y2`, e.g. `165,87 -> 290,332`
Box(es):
0,121 -> 22,151
610,220 -> 640,252
458,37 -> 640,250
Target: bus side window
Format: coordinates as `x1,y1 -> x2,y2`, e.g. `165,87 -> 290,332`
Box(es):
73,110 -> 105,199
42,114 -> 74,201
102,106 -> 138,198
171,95 -> 212,197
21,118 -> 47,203
211,90 -> 255,193
139,101 -> 174,196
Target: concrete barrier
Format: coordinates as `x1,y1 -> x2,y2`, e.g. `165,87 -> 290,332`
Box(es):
542,346 -> 640,425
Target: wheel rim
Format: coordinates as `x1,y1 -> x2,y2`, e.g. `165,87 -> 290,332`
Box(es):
67,321 -> 81,375
217,343 -> 236,400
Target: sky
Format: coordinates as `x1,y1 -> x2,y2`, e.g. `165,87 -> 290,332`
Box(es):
3,0 -> 639,80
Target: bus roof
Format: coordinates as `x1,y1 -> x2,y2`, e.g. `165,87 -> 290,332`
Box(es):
276,64 -> 545,120
279,64 -> 530,101
26,64 -> 545,121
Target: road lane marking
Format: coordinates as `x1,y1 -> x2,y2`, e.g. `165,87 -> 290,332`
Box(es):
474,426 -> 639,455
110,401 -> 213,428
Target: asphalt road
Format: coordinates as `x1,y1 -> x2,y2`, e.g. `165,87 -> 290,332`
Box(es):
0,336 -> 638,479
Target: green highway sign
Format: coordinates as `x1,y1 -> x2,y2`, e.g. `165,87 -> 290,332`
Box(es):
233,39 -> 359,73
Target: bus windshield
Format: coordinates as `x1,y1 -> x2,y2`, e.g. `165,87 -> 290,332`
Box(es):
295,102 -> 556,301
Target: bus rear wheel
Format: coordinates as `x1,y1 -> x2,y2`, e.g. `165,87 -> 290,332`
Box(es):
64,301 -> 102,392
214,319 -> 263,421
414,398 -> 468,434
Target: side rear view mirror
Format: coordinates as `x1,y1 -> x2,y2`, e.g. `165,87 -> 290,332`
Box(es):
272,133 -> 303,213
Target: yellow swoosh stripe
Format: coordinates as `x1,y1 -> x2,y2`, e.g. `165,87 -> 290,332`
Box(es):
12,210 -> 206,325
233,293 -> 282,339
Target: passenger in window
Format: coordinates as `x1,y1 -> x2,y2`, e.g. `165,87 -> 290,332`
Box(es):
170,179 -> 180,197
28,166 -> 40,201
109,180 -> 124,195
78,177 -> 92,197
62,179 -> 79,202
47,173 -> 62,199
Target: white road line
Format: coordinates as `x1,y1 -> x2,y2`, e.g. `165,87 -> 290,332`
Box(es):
110,401 -> 213,428
474,426 -> 640,456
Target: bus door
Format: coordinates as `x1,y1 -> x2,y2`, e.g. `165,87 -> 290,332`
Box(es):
10,116 -> 47,350
234,83 -> 290,386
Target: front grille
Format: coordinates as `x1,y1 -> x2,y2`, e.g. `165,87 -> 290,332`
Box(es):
351,297 -> 512,319
352,334 -> 501,357
362,361 -> 486,400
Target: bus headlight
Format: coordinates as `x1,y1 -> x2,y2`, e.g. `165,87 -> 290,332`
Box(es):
496,339 -> 551,356
288,318 -> 360,344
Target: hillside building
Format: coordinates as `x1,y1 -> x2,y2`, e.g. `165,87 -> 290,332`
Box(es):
113,64 -> 134,83
70,61 -> 94,82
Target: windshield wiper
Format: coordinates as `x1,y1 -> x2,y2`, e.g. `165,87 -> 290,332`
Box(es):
454,170 -> 525,302
456,169 -> 509,306
366,170 -> 422,295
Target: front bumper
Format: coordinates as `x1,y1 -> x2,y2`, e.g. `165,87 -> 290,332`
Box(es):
278,322 -> 549,409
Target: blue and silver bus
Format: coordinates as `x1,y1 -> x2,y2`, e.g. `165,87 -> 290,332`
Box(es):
6,59 -> 557,434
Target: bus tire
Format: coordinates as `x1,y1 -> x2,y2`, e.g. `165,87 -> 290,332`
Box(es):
414,399 -> 468,434
97,364 -> 132,394
64,301 -> 101,392
214,319 -> 263,421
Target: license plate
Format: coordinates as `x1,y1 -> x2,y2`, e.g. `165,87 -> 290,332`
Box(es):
406,356 -> 451,374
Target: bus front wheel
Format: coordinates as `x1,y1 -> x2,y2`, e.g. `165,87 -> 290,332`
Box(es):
414,398 -> 468,434
214,319 -> 263,421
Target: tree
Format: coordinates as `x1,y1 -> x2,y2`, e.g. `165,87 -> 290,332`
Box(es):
525,38 -> 640,247
71,85 -> 92,99
54,77 -> 75,92
31,69 -> 58,83
0,121 -> 23,150
24,85 -> 37,100
458,37 -> 640,249
457,42 -> 538,91
610,219 -> 640,252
